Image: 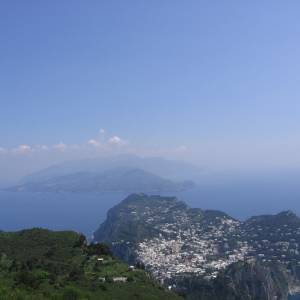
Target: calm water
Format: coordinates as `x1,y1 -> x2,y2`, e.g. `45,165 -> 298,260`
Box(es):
0,191 -> 127,238
1,180 -> 300,237
175,181 -> 300,220
289,295 -> 300,300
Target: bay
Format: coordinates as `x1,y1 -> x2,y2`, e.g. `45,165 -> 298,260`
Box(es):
1,178 -> 300,238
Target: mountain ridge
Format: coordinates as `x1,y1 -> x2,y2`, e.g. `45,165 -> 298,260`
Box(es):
21,154 -> 202,184
8,168 -> 195,193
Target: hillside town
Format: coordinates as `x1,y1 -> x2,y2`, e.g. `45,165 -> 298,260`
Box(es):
136,214 -> 250,282
135,209 -> 300,284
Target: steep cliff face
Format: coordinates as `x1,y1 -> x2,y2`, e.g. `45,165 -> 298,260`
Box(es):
174,260 -> 300,300
206,262 -> 291,300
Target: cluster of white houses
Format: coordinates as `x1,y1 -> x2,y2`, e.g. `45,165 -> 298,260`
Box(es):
136,215 -> 251,282
135,212 -> 300,284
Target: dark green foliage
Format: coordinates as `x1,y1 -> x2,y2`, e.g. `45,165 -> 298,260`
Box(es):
62,287 -> 80,300
0,228 -> 181,300
87,243 -> 112,256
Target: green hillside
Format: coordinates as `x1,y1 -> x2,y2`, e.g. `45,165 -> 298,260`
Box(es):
0,228 -> 181,300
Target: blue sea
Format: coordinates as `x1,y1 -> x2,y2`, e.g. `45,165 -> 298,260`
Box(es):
0,191 -> 127,239
1,180 -> 300,237
289,295 -> 300,300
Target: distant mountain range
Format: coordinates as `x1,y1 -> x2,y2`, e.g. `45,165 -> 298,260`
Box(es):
9,167 -> 195,193
20,154 -> 202,184
94,194 -> 300,299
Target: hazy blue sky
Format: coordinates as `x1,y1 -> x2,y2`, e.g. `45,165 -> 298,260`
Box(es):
1,1 -> 300,181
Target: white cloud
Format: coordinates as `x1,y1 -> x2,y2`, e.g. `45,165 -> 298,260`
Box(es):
13,144 -> 32,154
8,144 -> 50,154
53,142 -> 67,152
88,139 -> 101,147
88,131 -> 128,150
2,131 -> 130,157
108,136 -> 127,146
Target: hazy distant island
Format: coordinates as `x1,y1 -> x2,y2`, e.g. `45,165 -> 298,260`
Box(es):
21,155 -> 202,184
8,167 -> 195,193
94,193 -> 300,300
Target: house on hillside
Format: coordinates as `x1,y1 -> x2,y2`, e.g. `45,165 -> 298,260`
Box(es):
113,277 -> 127,283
